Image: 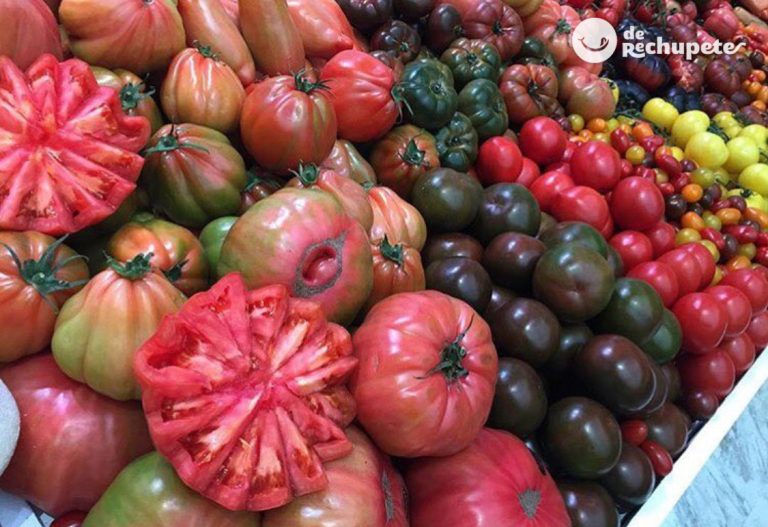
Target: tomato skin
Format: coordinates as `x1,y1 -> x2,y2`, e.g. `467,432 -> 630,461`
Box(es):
322,140 -> 377,186
240,0 -> 305,76
363,237 -> 425,313
476,136 -> 523,186
368,186 -> 428,250
706,285 -> 752,337
0,354 -> 153,516
0,0 -> 62,69
621,420 -> 649,446
644,222 -> 677,259
406,428 -> 570,527
673,292 -> 728,353
499,65 -> 561,125
680,243 -> 716,289
678,350 -> 736,400
352,291 -> 498,457
320,50 -> 399,143
747,311 -> 768,348
559,66 -> 616,121
440,0 -> 524,61
718,333 -> 756,376
0,233 -> 89,363
611,177 -> 665,232
627,261 -> 680,308
286,0 -> 356,59
551,186 -> 611,233
516,157 -> 541,188
720,268 -> 768,314
370,125 -> 440,199
240,73 -> 337,173
570,141 -> 622,192
52,512 -> 87,527
518,117 -> 567,166
657,249 -> 703,297
60,0 -> 185,74
91,67 -> 164,134
609,231 -> 653,272
530,172 -> 575,213
639,440 -> 674,478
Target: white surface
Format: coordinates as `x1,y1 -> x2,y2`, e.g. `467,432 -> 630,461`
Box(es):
0,379 -> 19,476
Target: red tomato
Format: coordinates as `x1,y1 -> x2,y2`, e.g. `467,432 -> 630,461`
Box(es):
476,136 -> 523,186
0,354 -> 153,516
518,117 -> 567,166
680,243 -> 716,289
369,125 -> 440,199
678,350 -> 736,400
627,261 -> 680,308
240,72 -> 337,173
133,274 -> 359,511
0,0 -> 62,69
530,171 -> 575,213
718,333 -> 756,376
286,0 -> 356,59
551,185 -> 611,233
559,66 -> 616,120
706,285 -> 752,337
684,390 -> 720,420
440,0 -> 524,61
0,55 -> 150,235
405,428 -> 570,527
720,269 -> 768,314
658,249 -> 703,297
51,512 -> 87,527
621,420 -> 649,446
546,160 -> 572,174
747,312 -> 768,348
516,157 -> 541,188
352,291 -> 498,457
639,440 -> 674,477
240,0 -> 305,76
610,231 -> 654,272
562,140 -> 578,162
570,141 -> 622,192
644,222 -> 677,259
674,292 -> 729,353
368,186 -> 428,251
320,50 -> 399,143
610,177 -> 665,231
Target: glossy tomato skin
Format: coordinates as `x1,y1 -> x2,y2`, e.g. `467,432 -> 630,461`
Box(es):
426,257 -> 492,313
747,312 -> 768,348
370,125 -> 440,199
0,0 -> 62,69
471,183 -> 541,243
599,442 -> 655,508
674,292 -> 729,353
352,291 -> 498,457
558,481 -> 619,527
657,248 -> 703,297
570,141 -> 622,192
644,403 -> 691,458
0,56 -> 150,235
91,67 -> 164,134
640,308 -> 683,364
441,38 -> 502,89
517,157 -> 541,188
240,73 -> 337,173
592,278 -> 665,345
539,221 -> 609,256
678,350 -> 736,400
82,453 -> 258,527
707,285 -> 752,337
488,358 -> 548,437
286,0 -> 357,59
0,354 -> 153,516
407,428 -> 570,527
476,136 -> 523,186
423,233 -> 484,267
364,237 -> 425,312
720,269 -> 768,314
680,243 -> 715,290
51,512 -> 87,527
483,232 -> 546,293
530,171 -> 575,212
610,177 -> 665,231
200,217 -> 238,270
719,333 -> 756,376
644,222 -> 677,259
400,59 -> 458,129
368,186 -> 428,250
412,168 -> 484,233
551,186 -> 611,233
489,297 -> 560,367
240,0 -> 304,76
518,117 -> 567,166
441,0 -> 524,61
219,189 -> 372,325
500,65 -> 561,126
609,231 -> 653,272
0,233 -> 89,363
628,261 -> 680,308
559,66 -> 616,120
322,140 -> 377,186
320,50 -> 399,142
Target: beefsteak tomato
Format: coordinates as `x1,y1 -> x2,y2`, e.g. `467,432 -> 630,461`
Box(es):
369,125 -> 440,199
442,0 -> 524,61
239,0 -> 305,76
286,0 -> 357,59
440,37 -> 502,89
322,140 -> 377,186
91,67 -> 164,134
559,66 -> 617,121
367,186 -> 428,250
0,0 -> 62,70
363,236 -> 426,313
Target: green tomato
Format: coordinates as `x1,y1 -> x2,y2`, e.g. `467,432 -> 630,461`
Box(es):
690,168 -> 716,188
723,136 -> 760,174
684,132 -> 729,169
457,78 -> 509,140
671,111 -> 710,148
199,216 -> 238,270
434,112 -> 479,172
401,59 -> 459,130
738,243 -> 757,260
739,124 -> 768,149
703,211 -> 722,230
642,98 -> 679,131
676,228 -> 702,245
739,163 -> 768,196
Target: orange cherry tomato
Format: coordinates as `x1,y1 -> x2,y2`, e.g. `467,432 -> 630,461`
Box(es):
681,183 -> 703,203
716,208 -> 742,225
681,211 -> 706,231
744,207 -> 768,229
726,255 -> 752,272
632,122 -> 654,141
587,118 -> 607,133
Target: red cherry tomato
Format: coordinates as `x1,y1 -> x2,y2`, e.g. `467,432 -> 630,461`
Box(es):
621,420 -> 649,446
644,222 -> 677,258
628,261 -> 680,307
720,269 -> 768,314
518,116 -> 567,166
551,185 -> 611,233
680,243 -> 716,289
655,154 -> 682,177
516,157 -> 541,188
609,231 -> 654,271
545,161 -> 571,174
599,215 -> 615,239
570,140 -> 622,192
610,128 -> 632,155
658,249 -> 704,297
706,285 -> 752,337
476,136 -> 523,186
561,141 -> 578,162
678,350 -> 736,400
718,333 -> 756,376
722,224 -> 759,245
701,227 -> 726,251
611,176 -> 665,231
529,171 -> 575,212
51,512 -> 87,527
621,159 -> 634,179
673,292 -> 728,353
684,391 -> 720,420
640,440 -> 674,477
747,311 -> 768,348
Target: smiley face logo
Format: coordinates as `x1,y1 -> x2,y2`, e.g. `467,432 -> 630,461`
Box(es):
572,18 -> 618,64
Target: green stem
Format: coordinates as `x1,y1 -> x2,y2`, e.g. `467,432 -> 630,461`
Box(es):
379,236 -> 404,266
291,163 -> 320,186
106,252 -> 153,280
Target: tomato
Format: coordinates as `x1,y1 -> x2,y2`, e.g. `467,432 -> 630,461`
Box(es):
352,291 -> 497,457
680,242 -> 716,289
622,421 -> 650,446
642,98 -> 679,132
406,428 -> 569,527
723,136 -> 760,174
441,0 -> 524,61
559,482 -> 619,527
609,231 -> 653,272
0,0 -> 62,70
400,59 -> 458,130
610,177 -> 665,231
60,0 -> 185,74
627,261 -> 680,308
322,140 -> 376,186
457,79 -> 508,140
517,158 -> 541,188
570,141 -> 622,192
551,186 -> 611,234
371,20 -> 421,62
52,512 -> 87,527
739,163 -> 768,197
559,66 -> 617,121
592,278 -> 665,346
0,56 -> 150,235
706,285 -> 752,337
488,357 -> 547,437
440,38 -> 502,89
0,233 -> 88,363
336,0 -> 393,32
720,268 -> 768,314
240,0 -> 305,76
286,0 -> 356,59
747,311 -> 768,348
518,117 -> 567,166
524,0 -> 580,63
530,171 -> 574,213
685,132 -> 729,169
362,236 -> 425,313
200,217 -> 238,270
320,50 -> 399,143
160,46 -> 245,134
719,333 -> 756,376
368,186 -> 428,250
643,222 -> 676,259
0,354 -> 152,515
240,73 -> 337,173
674,292 -> 729,353
370,125 -> 440,199
639,440 -> 674,478
91,67 -> 164,134
476,136 -> 524,186
499,64 -> 561,125
134,274 -> 358,511
678,350 -> 736,400
52,254 -> 185,401
108,214 -> 209,296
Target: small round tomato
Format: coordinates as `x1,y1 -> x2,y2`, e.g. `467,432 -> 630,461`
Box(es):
529,171 -> 575,213
551,186 -> 611,233
627,261 -> 680,308
639,440 -> 674,478
678,350 -> 736,400
609,231 -> 653,272
680,243 -> 716,289
621,420 -> 649,446
724,136 -> 760,174
673,292 -> 728,353
516,157 -> 541,188
747,311 -> 768,348
518,117 -> 567,166
720,268 -> 768,314
657,248 -> 703,296
644,222 -> 677,258
611,177 -> 665,231
718,333 -> 756,376
626,145 -> 646,165
671,110 -> 710,148
476,136 -> 523,186
570,141 -> 622,192
706,285 -> 752,337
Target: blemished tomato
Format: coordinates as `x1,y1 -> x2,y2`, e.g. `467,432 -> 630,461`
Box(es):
627,261 -> 680,308
609,231 -> 654,272
530,171 -> 575,213
352,291 -> 498,458
134,274 -> 359,511
406,428 -> 570,527
368,186 -> 428,251
369,125 -> 440,199
518,117 -> 567,166
0,55 -> 150,235
678,350 -> 736,400
719,333 -> 756,376
516,157 -> 541,188
320,50 -> 400,143
52,253 -> 186,401
706,285 -> 752,337
551,186 -> 611,234
476,136 -> 524,186
680,243 -> 716,289
240,72 -> 337,173
0,0 -> 62,70
720,268 -> 768,314
673,292 -> 728,353
0,354 -> 153,516
644,222 -> 677,259
611,177 -> 665,232
0,233 -> 89,363
570,141 -> 622,192
219,188 -> 372,325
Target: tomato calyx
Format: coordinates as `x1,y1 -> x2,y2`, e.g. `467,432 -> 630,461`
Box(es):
555,19 -> 572,35
424,317 -> 474,381
518,489 -> 542,519
143,126 -> 209,156
192,40 -> 221,61
2,235 -> 88,308
400,139 -> 430,168
292,162 -> 321,186
106,252 -> 153,280
379,235 -> 404,266
163,260 -> 188,283
119,81 -> 154,112
294,71 -> 330,94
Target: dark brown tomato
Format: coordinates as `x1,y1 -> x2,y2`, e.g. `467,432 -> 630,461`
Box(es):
489,298 -> 560,367
545,324 -> 593,380
336,0 -> 393,32
394,0 -> 434,21
558,481 -> 620,527
483,285 -> 516,320
482,232 -> 546,294
488,358 -> 548,438
644,403 -> 691,458
599,442 -> 656,509
661,362 -> 682,403
425,4 -> 464,53
370,20 -> 421,62
421,233 -> 484,267
470,183 -> 541,244
424,257 -> 492,313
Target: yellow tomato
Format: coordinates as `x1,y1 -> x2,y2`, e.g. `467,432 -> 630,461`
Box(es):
669,146 -> 685,161
739,163 -> 768,196
713,111 -> 737,128
684,132 -> 729,168
728,189 -> 768,213
739,124 -> 768,149
724,125 -> 743,139
671,111 -> 710,148
723,136 -> 760,174
568,114 -> 585,133
642,98 -> 679,131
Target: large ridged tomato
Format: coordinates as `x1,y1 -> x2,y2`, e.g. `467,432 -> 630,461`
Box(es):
363,236 -> 426,313
0,0 -> 62,69
368,186 -> 428,251
91,67 -> 164,134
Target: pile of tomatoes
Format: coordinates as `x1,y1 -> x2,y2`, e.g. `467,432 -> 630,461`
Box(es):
2,0 -> 768,526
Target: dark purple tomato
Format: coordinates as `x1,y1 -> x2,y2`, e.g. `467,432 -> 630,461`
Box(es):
483,284 -> 516,320
590,278 -> 664,346
425,4 -> 463,54
394,0 -> 434,21
370,20 -> 422,62
558,481 -> 619,527
470,183 -> 541,244
336,0 -> 394,32
425,257 -> 492,312
684,391 -> 719,420
482,232 -> 546,293
545,324 -> 593,380
488,358 -> 548,438
489,298 -> 560,367
661,362 -> 682,403
633,360 -> 668,418
599,442 -> 656,509
644,403 -> 691,458
422,232 -> 484,267
538,221 -> 609,257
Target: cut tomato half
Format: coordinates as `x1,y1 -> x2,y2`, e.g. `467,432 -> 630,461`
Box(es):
134,273 -> 358,512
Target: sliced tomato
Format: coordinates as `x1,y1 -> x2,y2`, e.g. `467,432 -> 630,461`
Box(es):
133,273 -> 358,512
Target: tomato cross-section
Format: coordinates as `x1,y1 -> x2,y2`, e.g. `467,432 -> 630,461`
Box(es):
134,273 -> 358,512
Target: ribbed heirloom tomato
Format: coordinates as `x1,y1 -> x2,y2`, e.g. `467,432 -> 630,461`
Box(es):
133,274 -> 359,512
368,186 -> 428,250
